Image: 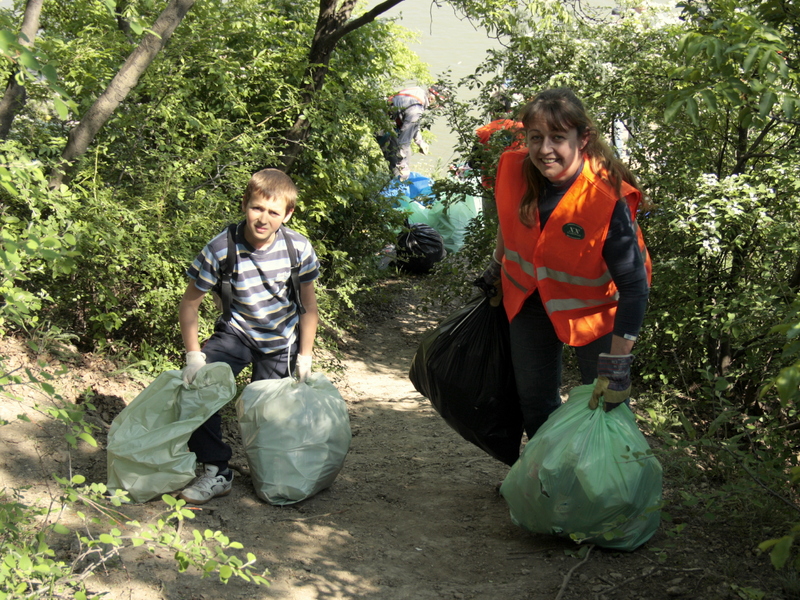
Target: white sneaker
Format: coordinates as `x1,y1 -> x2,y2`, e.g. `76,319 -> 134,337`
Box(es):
179,465 -> 233,504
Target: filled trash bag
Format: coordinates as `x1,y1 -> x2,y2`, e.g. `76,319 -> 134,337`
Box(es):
409,296 -> 524,465
500,384 -> 662,551
396,221 -> 446,274
396,195 -> 481,254
395,198 -> 432,228
429,196 -> 481,254
106,363 -> 237,503
237,373 -> 351,505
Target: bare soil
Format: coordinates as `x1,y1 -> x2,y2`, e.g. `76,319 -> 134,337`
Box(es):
0,277 -> 789,600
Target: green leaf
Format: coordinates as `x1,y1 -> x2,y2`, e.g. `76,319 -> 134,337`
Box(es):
41,64 -> 58,83
782,96 -> 797,120
742,46 -> 759,74
759,90 -> 777,117
54,97 -> 69,120
78,432 -> 97,447
664,99 -> 684,123
758,48 -> 774,75
699,89 -> 717,112
685,96 -> 699,125
0,29 -> 16,52
52,523 -> 71,534
204,559 -> 218,572
769,535 -> 793,569
17,47 -> 40,71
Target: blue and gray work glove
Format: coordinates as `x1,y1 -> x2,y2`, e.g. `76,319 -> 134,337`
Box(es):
474,255 -> 503,306
590,353 -> 634,412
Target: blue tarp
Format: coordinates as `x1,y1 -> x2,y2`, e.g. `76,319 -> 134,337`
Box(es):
390,172 -> 482,254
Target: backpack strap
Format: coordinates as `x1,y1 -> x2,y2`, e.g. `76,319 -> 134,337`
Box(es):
282,225 -> 306,315
219,223 -> 238,322
219,223 -> 305,322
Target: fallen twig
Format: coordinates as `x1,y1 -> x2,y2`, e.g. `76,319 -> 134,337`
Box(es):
595,570 -> 653,599
507,546 -> 563,558
554,545 -> 594,600
595,565 -> 706,599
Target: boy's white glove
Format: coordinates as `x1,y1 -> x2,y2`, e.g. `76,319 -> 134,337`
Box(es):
183,351 -> 206,385
295,354 -> 312,383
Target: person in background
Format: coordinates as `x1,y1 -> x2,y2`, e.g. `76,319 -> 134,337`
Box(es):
479,87 -> 651,444
471,92 -> 526,190
178,168 -> 320,504
378,85 -> 442,180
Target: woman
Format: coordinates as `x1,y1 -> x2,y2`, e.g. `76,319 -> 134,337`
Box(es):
482,87 -> 651,440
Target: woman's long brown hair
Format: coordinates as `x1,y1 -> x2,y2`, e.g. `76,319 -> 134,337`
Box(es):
517,88 -> 642,227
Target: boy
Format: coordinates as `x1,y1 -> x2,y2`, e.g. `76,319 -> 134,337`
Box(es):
178,168 -> 320,504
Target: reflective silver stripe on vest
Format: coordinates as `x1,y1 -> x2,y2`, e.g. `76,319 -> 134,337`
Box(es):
544,294 -> 619,314
505,246 -> 614,288
503,248 -> 536,278
536,265 -> 613,287
501,263 -> 528,293
503,232 -> 644,313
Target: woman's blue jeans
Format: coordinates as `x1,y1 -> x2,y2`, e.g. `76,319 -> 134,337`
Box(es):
509,292 -> 611,439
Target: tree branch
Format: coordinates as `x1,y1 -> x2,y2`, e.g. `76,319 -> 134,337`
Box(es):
48,0 -> 196,189
0,0 -> 44,139
333,0 -> 406,42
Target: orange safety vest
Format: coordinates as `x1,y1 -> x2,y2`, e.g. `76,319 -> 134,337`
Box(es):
475,119 -> 526,190
475,119 -> 525,148
495,148 -> 652,346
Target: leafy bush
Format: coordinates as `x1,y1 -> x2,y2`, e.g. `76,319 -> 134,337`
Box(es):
758,302 -> 800,572
638,167 -> 800,410
0,323 -> 270,598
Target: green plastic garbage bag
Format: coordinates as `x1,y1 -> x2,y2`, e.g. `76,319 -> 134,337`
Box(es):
396,198 -> 433,227
237,373 -> 351,505
430,195 -> 481,254
396,195 -> 482,254
500,384 -> 662,551
106,363 -> 237,503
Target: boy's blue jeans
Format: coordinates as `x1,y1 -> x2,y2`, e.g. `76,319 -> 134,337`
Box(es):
188,321 -> 297,468
508,292 -> 611,441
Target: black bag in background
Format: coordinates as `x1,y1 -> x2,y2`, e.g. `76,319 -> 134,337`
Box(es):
409,296 -> 524,466
396,221 -> 446,274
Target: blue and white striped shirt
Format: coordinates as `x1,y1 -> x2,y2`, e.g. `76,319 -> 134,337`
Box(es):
187,223 -> 320,354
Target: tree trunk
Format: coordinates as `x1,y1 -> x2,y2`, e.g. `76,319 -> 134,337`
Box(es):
48,0 -> 196,189
279,0 -> 405,173
0,0 -> 44,140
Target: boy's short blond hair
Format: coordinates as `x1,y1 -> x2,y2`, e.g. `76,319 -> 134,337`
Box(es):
243,168 -> 298,212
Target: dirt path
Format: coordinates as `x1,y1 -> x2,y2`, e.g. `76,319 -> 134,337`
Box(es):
0,278 -> 784,600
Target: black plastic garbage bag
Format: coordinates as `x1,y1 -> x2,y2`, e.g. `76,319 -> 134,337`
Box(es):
409,296 -> 524,465
396,221 -> 446,274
